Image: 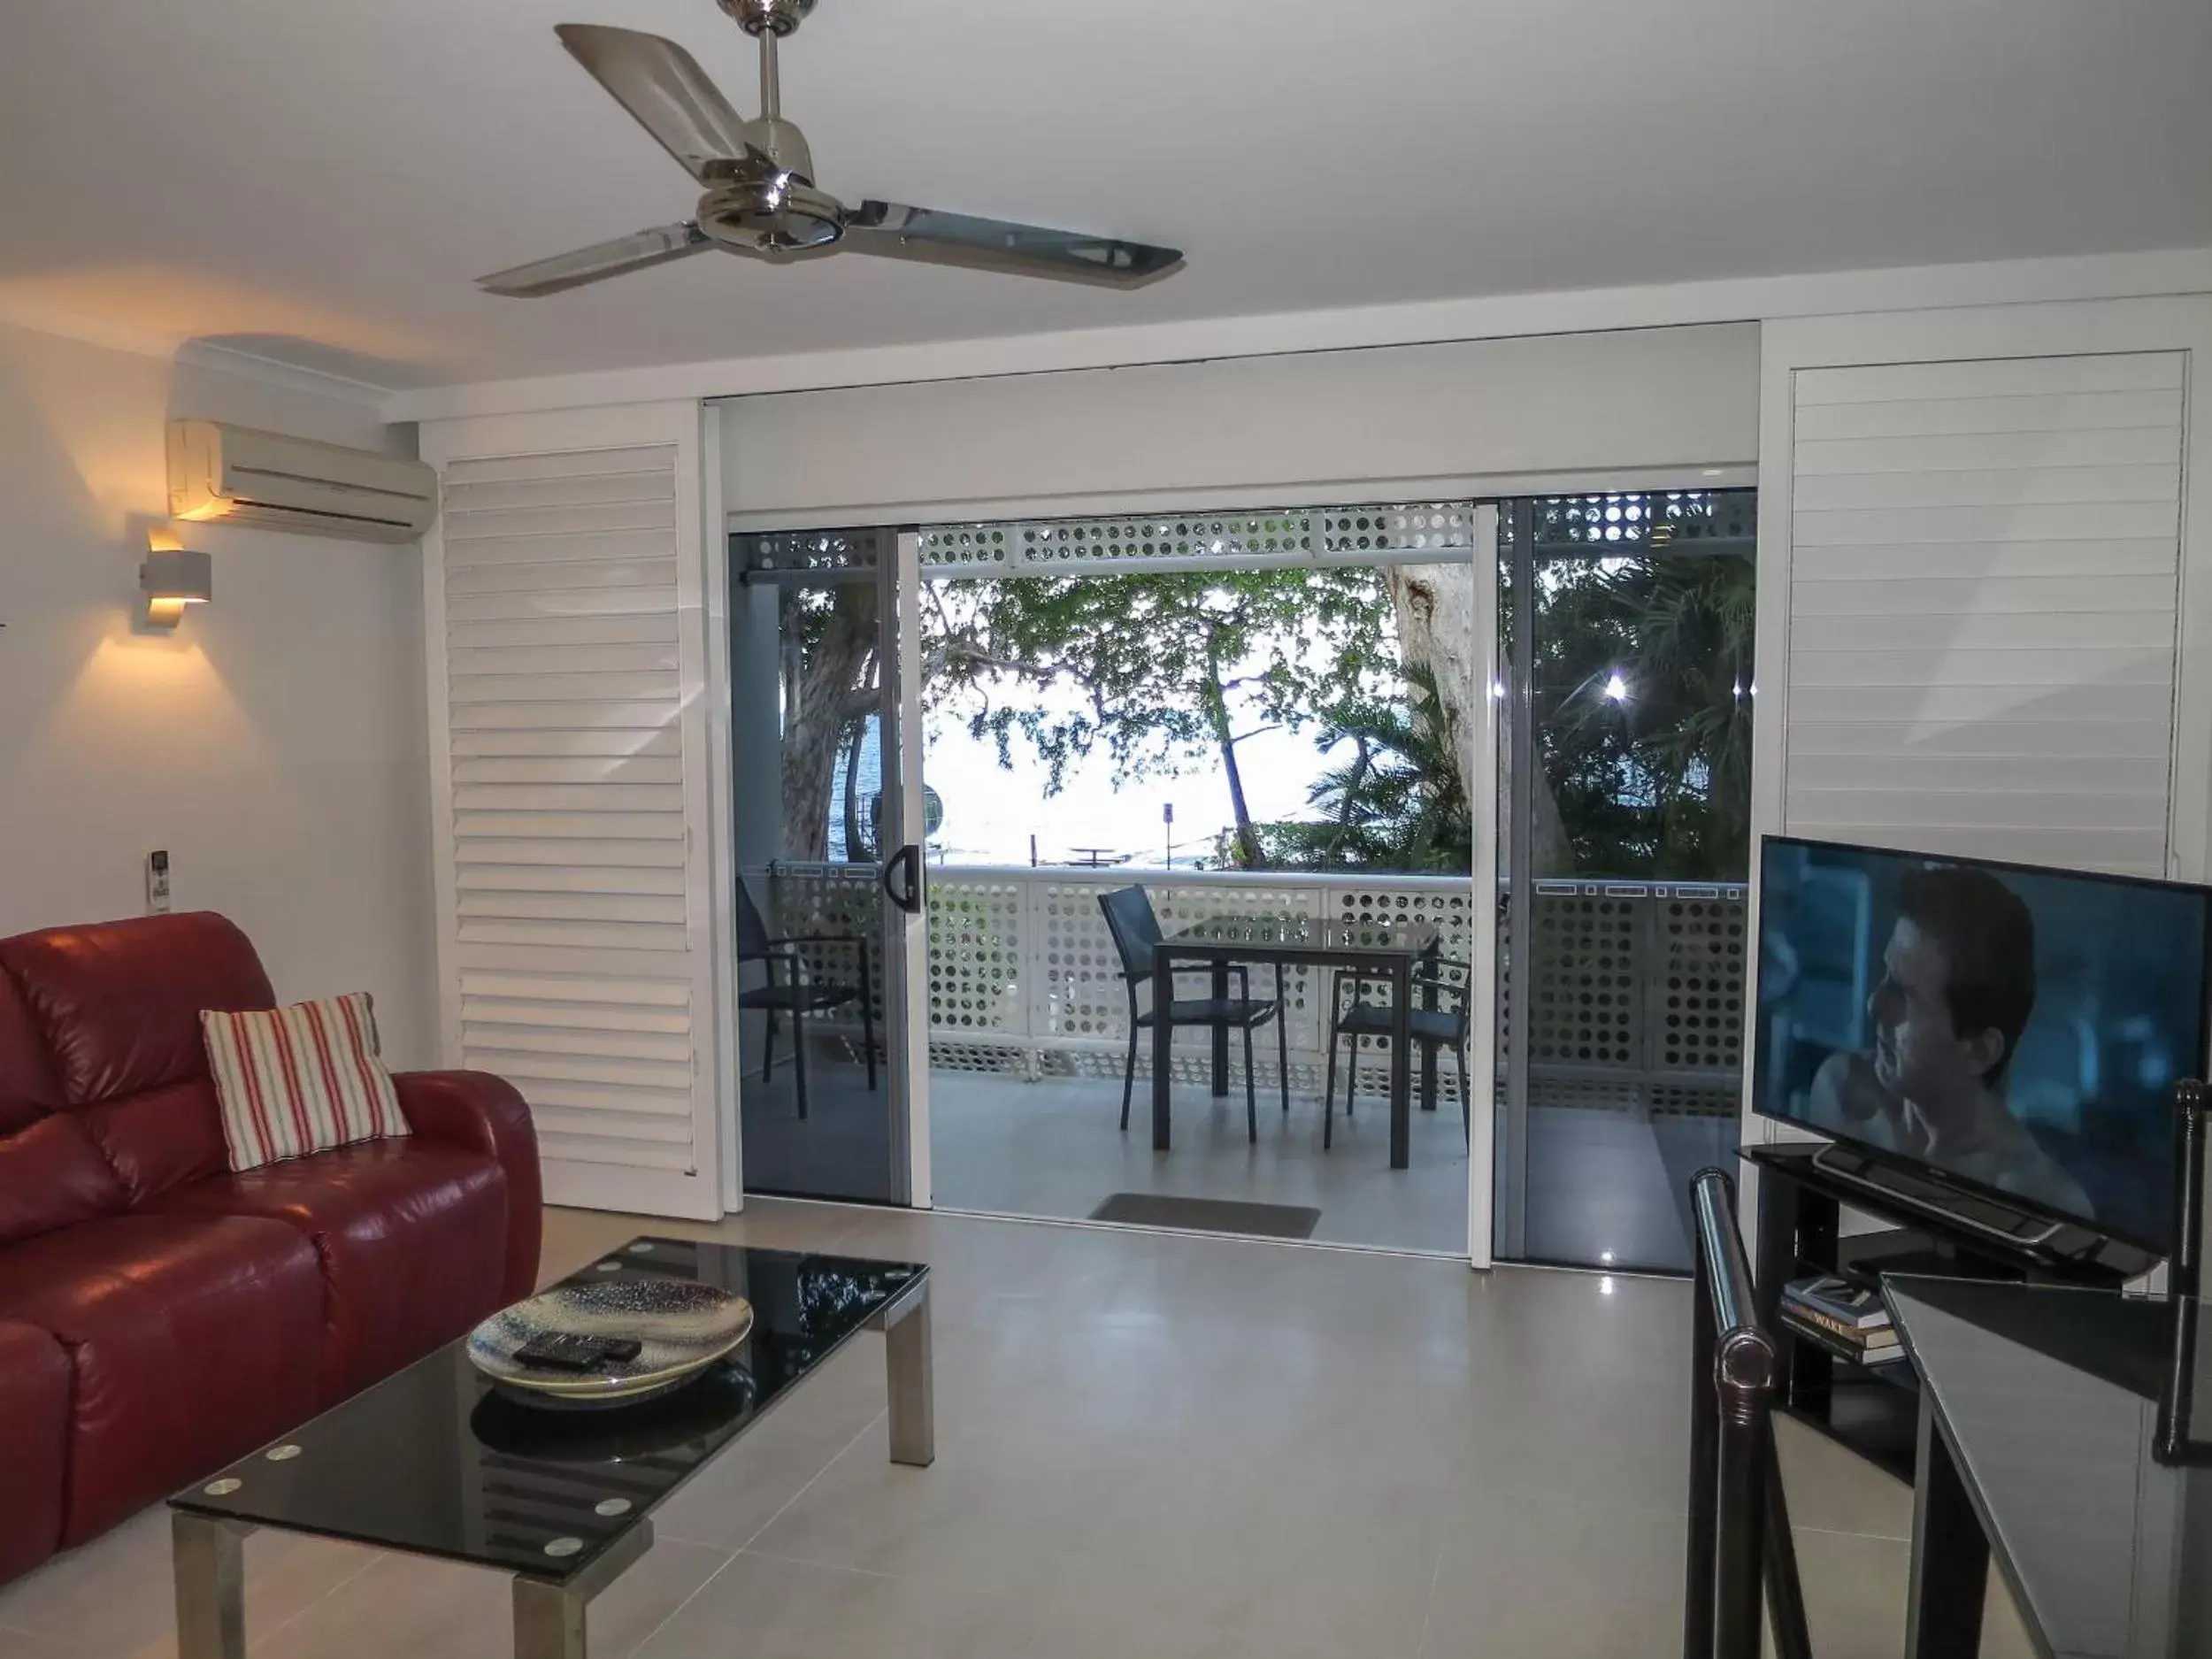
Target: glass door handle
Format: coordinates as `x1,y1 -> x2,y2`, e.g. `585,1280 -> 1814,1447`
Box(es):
881,844 -> 923,915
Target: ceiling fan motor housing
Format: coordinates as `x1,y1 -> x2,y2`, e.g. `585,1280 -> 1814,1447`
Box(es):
718,0 -> 815,37
699,174 -> 843,253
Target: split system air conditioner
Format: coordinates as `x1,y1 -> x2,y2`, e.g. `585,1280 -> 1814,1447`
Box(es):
167,419 -> 438,543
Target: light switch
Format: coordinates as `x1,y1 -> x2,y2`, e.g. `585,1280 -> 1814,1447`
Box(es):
147,849 -> 171,914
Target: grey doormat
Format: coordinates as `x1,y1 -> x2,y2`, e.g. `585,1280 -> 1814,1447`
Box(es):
1088,1193 -> 1322,1240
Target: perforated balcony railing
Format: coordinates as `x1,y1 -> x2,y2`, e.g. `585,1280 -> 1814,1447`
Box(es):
752,864 -> 1747,1118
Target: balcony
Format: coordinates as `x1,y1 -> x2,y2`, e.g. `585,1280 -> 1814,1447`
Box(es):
765,862 -> 1747,1116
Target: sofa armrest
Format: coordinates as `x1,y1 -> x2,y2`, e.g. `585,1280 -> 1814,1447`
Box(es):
393,1071 -> 541,1302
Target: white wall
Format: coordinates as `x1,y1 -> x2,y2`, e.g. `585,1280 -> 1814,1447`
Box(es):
0,320 -> 438,1066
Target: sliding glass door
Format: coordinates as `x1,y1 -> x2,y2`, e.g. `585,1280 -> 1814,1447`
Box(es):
1494,493 -> 1756,1271
727,528 -> 930,1204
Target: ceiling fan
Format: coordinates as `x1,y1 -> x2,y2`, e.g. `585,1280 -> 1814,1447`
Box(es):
479,0 -> 1184,298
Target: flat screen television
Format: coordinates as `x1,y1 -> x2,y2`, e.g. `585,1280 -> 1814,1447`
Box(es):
1753,835 -> 2212,1256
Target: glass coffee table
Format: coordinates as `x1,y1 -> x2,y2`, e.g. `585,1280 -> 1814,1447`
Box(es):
168,1237 -> 931,1658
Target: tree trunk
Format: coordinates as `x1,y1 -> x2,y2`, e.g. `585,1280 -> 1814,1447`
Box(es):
1202,636 -> 1265,868
1385,563 -> 1574,874
781,587 -> 879,861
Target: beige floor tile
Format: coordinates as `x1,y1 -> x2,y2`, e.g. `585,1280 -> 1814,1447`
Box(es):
747,1425 -> 1136,1594
252,1537 -> 729,1659
1420,1494 -> 1681,1659
1773,1414 -> 1914,1542
634,1549 -> 1041,1659
0,1508 -> 376,1659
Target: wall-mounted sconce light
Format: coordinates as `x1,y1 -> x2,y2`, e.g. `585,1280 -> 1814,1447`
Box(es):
137,527 -> 211,633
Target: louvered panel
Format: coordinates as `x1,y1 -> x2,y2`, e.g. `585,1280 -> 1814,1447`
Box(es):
1794,502 -> 2180,546
447,556 -> 676,595
517,1081 -> 693,1116
449,702 -> 677,732
1791,787 -> 2163,833
444,472 -> 678,514
1794,465 -> 2180,511
445,446 -> 677,486
1793,388 -> 2183,442
460,1024 -> 693,1064
452,728 -> 682,759
448,615 -> 679,650
529,1110 -> 696,1147
1789,752 -> 2174,795
453,757 -> 685,787
1789,722 -> 2174,760
1793,427 -> 2184,474
1789,649 -> 2170,688
462,996 -> 690,1034
456,839 -> 687,868
458,891 -> 688,925
449,642 -> 681,677
461,865 -> 687,895
1785,352 -> 2185,878
1787,684 -> 2175,724
457,918 -> 687,952
450,672 -> 679,703
1794,355 -> 2183,403
456,811 -> 685,840
1791,611 -> 2176,652
1792,571 -> 2176,612
453,783 -> 684,813
429,428 -> 713,1205
445,499 -> 679,544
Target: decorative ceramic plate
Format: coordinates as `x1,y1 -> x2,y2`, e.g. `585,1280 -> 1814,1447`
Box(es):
467,1279 -> 754,1409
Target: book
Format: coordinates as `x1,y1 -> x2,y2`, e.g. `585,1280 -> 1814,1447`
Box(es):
1781,1309 -> 1901,1356
1783,1274 -> 1892,1331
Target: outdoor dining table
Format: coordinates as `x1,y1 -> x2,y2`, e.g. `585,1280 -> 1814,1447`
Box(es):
1150,915 -> 1443,1170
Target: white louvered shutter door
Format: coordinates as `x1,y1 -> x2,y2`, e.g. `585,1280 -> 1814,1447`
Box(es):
1785,352 -> 2187,877
421,405 -> 723,1219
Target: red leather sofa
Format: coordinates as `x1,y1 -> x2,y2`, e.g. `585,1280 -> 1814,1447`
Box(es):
0,912 -> 540,1586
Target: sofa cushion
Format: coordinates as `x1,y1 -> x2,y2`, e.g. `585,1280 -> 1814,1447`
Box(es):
0,965 -> 62,1132
77,1079 -> 232,1209
157,1140 -> 509,1404
0,1320 -> 70,1583
0,913 -> 273,1105
0,1114 -> 127,1247
0,1212 -> 323,1544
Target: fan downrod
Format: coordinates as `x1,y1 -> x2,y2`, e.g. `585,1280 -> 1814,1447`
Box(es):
717,0 -> 816,37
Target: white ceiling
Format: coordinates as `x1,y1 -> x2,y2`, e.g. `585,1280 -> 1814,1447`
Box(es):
4,0 -> 2208,391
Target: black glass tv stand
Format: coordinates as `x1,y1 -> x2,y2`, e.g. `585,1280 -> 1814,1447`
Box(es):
1741,1141 -> 2157,1483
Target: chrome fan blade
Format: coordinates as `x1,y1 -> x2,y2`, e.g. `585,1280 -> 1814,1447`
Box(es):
840,201 -> 1182,285
555,24 -> 764,181
478,222 -> 712,297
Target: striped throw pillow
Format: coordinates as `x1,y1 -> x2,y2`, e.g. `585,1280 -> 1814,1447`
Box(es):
203,994 -> 411,1171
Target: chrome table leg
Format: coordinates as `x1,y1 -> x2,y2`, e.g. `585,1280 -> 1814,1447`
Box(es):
173,1512 -> 254,1659
872,1278 -> 934,1467
511,1521 -> 656,1659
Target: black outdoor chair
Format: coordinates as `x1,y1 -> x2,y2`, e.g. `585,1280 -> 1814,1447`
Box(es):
1320,956 -> 1472,1149
737,878 -> 874,1120
1684,1168 -> 1813,1659
1097,886 -> 1285,1143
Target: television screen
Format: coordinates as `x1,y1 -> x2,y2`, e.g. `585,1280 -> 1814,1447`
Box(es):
1754,836 -> 2212,1254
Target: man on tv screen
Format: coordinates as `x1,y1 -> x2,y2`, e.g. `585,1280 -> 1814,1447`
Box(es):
1807,864 -> 2093,1218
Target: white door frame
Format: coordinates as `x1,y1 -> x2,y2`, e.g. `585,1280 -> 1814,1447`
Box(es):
1466,504 -> 1502,1270
894,530 -> 933,1208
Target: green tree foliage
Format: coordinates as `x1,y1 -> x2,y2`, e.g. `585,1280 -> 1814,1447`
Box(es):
1257,663 -> 1473,873
924,569 -> 1394,867
1517,549 -> 1755,879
